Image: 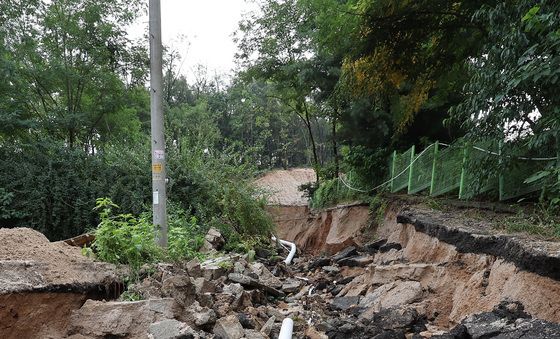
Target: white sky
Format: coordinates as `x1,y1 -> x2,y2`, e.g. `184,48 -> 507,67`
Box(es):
129,0 -> 257,83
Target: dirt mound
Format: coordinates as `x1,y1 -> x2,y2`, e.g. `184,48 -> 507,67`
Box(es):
254,168 -> 315,206
0,227 -> 120,293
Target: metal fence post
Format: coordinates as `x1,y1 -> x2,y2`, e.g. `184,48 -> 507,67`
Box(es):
498,140 -> 504,201
390,150 -> 397,192
430,141 -> 439,195
407,145 -> 415,194
458,142 -> 470,199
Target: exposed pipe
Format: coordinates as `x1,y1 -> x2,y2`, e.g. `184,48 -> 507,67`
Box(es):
278,318 -> 294,339
271,236 -> 297,265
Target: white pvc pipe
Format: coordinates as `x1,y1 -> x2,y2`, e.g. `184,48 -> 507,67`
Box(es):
271,236 -> 297,265
278,318 -> 293,339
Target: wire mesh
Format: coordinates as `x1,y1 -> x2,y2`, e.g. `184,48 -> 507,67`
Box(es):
391,147 -> 412,192
460,142 -> 499,200
500,144 -> 555,201
431,144 -> 464,197
409,145 -> 434,194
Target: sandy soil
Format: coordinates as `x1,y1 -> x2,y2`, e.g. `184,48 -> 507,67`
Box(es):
0,227 -> 120,293
254,168 -> 315,206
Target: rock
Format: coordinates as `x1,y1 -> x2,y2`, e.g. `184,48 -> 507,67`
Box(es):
378,242 -> 402,253
331,296 -> 361,311
213,315 -> 245,339
228,273 -> 285,298
250,262 -> 283,289
260,316 -> 276,337
161,275 -> 196,307
370,306 -> 427,333
185,259 -> 202,278
322,265 -> 340,274
337,255 -> 374,267
309,257 -> 331,270
281,278 -> 302,294
332,246 -> 358,262
197,292 -> 214,308
68,299 -> 182,338
191,277 -> 216,294
364,239 -> 388,254
148,319 -> 195,339
200,227 -> 225,252
304,326 -> 328,339
192,307 -> 216,327
359,281 -> 423,315
244,329 -> 266,339
238,313 -> 257,329
200,257 -> 232,280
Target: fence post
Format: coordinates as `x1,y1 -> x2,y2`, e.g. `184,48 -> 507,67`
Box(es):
499,140 -> 504,201
390,150 -> 397,192
407,145 -> 415,194
458,142 -> 470,199
430,141 -> 439,195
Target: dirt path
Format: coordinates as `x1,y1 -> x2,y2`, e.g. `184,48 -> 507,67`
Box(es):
254,168 -> 315,206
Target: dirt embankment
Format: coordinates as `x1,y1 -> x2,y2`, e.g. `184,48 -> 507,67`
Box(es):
267,197 -> 560,328
0,228 -> 123,339
254,168 -> 315,206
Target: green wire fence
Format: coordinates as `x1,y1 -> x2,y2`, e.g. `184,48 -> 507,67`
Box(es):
388,140 -> 558,201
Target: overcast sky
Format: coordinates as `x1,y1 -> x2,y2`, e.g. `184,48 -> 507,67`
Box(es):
130,0 -> 257,83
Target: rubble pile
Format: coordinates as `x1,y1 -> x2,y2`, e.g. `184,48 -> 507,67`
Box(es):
64,228 -> 560,339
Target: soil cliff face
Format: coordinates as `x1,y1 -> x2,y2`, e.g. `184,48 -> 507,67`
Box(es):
269,203 -> 369,255
268,200 -> 560,326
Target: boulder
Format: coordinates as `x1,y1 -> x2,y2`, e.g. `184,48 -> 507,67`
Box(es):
332,246 -> 358,262
148,319 -> 197,339
337,255 -> 374,267
213,315 -> 245,339
359,281 -> 423,316
331,296 -> 361,311
200,227 -> 225,252
228,273 -> 285,298
161,276 -> 196,307
68,298 -> 182,338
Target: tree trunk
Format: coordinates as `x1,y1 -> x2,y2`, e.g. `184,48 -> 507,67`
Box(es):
302,101 -> 320,183
332,112 -> 339,178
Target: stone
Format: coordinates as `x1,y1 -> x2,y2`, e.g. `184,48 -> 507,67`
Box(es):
185,259 -> 202,278
364,239 -> 388,254
379,242 -> 402,253
250,262 -> 283,289
228,273 -> 285,298
238,313 -> 257,329
191,277 -> 216,294
148,319 -> 195,339
332,246 -> 358,262
200,227 -> 225,252
331,296 -> 361,311
260,316 -> 276,337
68,299 -> 182,338
161,275 -> 196,307
359,281 -> 423,315
304,326 -> 328,339
371,306 -> 427,332
213,315 -> 245,339
337,255 -> 374,267
243,329 -> 266,339
281,278 -> 302,294
309,257 -> 331,270
322,265 -> 340,274
192,307 -> 216,327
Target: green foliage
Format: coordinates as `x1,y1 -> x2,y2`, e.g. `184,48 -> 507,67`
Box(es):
310,176 -> 366,209
451,0 -> 560,195
166,205 -> 205,261
367,194 -> 388,226
92,198 -> 162,271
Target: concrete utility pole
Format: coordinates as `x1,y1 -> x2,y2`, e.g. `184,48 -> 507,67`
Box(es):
149,0 -> 167,247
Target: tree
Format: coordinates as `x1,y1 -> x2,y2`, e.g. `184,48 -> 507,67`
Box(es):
236,0 -> 324,181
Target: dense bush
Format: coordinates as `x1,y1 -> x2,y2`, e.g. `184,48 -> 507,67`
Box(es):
0,141 -> 150,240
